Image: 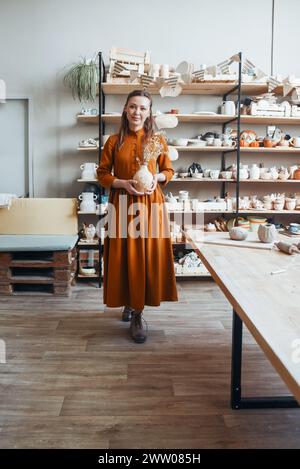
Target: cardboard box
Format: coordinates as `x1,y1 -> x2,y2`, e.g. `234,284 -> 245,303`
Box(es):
0,198 -> 78,235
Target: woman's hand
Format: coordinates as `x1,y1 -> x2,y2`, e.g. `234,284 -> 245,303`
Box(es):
123,179 -> 144,196
145,174 -> 158,195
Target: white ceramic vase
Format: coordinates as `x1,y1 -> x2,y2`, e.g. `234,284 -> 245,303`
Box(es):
249,164 -> 260,180
258,223 -> 277,243
133,164 -> 153,193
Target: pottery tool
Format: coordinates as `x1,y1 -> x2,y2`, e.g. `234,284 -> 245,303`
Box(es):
270,269 -> 286,275
275,241 -> 300,255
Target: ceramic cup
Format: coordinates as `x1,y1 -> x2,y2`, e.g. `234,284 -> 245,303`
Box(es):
289,223 -> 300,233
178,190 -> 189,201
210,170 -> 220,179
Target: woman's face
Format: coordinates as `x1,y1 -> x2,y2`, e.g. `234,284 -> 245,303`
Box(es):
124,96 -> 151,129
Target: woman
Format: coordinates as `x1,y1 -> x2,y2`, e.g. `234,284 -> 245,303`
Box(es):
97,89 -> 178,343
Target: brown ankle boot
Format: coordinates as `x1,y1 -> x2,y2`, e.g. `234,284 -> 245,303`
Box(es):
122,306 -> 134,322
130,311 -> 147,343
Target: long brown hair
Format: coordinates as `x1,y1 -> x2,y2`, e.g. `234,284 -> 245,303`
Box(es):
117,89 -> 155,148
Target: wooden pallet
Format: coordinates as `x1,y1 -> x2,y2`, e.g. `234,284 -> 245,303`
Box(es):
0,248 -> 77,296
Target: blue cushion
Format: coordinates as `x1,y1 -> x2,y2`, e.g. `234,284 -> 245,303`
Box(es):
0,235 -> 78,251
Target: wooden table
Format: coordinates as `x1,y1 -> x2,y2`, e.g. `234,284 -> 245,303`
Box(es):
185,230 -> 300,409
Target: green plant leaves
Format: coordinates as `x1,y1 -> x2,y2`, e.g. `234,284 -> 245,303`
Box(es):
63,57 -> 99,102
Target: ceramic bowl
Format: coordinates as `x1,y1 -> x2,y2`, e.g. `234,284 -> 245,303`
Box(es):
179,172 -> 188,178
221,171 -> 233,180
80,267 -> 96,275
172,138 -> 188,146
193,173 -> 204,179
188,139 -> 206,147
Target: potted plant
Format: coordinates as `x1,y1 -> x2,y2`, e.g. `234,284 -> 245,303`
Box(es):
63,55 -> 98,102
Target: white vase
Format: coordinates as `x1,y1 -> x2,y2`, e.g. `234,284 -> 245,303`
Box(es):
133,164 -> 153,193
84,224 -> 96,241
258,223 -> 277,243
249,164 -> 260,180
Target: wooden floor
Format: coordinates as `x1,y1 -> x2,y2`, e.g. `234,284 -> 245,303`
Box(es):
0,279 -> 299,449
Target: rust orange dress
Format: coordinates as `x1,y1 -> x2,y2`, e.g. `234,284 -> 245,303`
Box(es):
97,128 -> 178,310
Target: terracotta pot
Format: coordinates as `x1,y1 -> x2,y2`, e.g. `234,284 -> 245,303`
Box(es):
250,140 -> 260,148
293,168 -> 300,180
263,138 -> 274,148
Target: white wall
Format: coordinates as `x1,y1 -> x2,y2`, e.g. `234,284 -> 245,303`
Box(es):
0,0 -> 299,198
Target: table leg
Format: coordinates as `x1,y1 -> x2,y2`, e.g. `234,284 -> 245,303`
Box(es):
230,309 -> 299,410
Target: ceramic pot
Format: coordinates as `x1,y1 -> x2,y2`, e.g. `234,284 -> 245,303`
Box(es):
132,164 -> 153,193
285,198 -> 296,210
258,223 -> 277,243
248,217 -> 267,232
229,227 -> 248,241
293,168 -> 300,180
80,163 -> 98,180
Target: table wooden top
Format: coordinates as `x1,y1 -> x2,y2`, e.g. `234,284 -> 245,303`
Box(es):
185,230 -> 300,403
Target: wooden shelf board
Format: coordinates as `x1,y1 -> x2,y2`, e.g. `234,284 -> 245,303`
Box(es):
174,145 -> 236,151
175,272 -> 211,277
101,82 -> 272,96
77,211 -> 98,215
169,210 -> 234,214
77,146 -> 99,151
78,241 -> 101,246
77,113 -> 300,125
239,179 -> 300,183
79,114 -> 238,124
171,178 -> 235,182
77,179 -> 98,182
239,210 -> 300,214
77,274 -> 99,278
240,147 -> 300,153
240,115 -> 300,125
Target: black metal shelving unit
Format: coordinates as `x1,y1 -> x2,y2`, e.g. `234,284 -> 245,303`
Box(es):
97,51 -> 106,288
219,51 -> 242,216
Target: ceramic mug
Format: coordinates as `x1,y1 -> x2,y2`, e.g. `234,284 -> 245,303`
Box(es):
178,190 -> 189,201
221,101 -> 236,115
